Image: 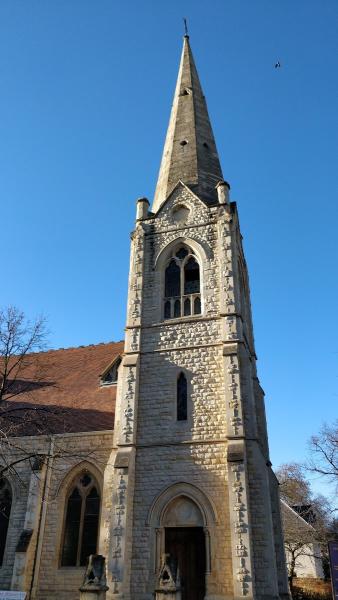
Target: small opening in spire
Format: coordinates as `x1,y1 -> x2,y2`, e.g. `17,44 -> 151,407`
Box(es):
203,142 -> 209,149
180,140 -> 188,146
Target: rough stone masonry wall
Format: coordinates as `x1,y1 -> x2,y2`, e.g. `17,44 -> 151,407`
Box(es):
246,440 -> 282,598
0,435 -> 51,593
233,208 -> 289,599
0,430 -> 115,600
269,469 -> 290,598
131,444 -> 232,598
137,345 -> 226,445
35,431 -> 115,600
125,184 -> 289,599
141,185 -> 221,326
129,186 -> 235,598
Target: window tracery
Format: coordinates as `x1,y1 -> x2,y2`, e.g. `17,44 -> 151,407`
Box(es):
164,245 -> 201,320
61,472 -> 100,567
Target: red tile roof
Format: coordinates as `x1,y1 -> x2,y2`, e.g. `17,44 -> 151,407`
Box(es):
0,341 -> 124,436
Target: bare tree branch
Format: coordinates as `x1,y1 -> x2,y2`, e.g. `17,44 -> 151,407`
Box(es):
276,462 -> 333,591
305,421 -> 338,497
0,307 -> 71,482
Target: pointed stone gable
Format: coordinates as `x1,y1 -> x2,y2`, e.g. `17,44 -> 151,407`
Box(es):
153,36 -> 223,212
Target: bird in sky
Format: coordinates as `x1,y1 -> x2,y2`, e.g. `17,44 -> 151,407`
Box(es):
275,61 -> 281,68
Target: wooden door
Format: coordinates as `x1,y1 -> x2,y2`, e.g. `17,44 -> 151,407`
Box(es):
165,527 -> 206,600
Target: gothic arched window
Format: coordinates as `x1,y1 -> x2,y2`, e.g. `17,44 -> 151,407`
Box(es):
164,246 -> 201,320
61,472 -> 100,567
0,478 -> 12,566
177,372 -> 188,421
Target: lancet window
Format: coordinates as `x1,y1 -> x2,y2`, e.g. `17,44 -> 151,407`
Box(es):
0,478 -> 12,566
61,472 -> 100,567
164,246 -> 201,320
177,372 -> 188,421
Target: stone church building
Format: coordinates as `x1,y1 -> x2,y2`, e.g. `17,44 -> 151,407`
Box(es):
0,36 -> 290,600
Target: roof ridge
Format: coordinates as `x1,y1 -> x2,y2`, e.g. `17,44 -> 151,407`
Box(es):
39,340 -> 124,354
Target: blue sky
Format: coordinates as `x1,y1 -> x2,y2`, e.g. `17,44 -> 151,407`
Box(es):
1,0 -> 337,489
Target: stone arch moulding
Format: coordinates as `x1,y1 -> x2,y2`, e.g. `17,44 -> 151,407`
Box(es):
147,482 -> 217,576
147,481 -> 218,528
56,459 -> 104,500
162,496 -> 204,527
156,237 -> 208,321
154,236 -> 211,272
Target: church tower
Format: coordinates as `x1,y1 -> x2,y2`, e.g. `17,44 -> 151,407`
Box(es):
109,35 -> 289,600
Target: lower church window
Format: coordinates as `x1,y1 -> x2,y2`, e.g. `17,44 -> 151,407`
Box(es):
0,478 -> 12,566
61,472 -> 100,567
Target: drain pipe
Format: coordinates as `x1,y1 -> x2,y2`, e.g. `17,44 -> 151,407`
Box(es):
29,436 -> 55,600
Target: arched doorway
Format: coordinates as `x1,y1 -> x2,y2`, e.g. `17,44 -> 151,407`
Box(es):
162,496 -> 206,600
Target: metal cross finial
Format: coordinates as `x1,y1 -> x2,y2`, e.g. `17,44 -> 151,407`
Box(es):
183,18 -> 189,37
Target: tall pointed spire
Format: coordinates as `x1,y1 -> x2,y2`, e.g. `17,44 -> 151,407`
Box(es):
152,35 -> 223,212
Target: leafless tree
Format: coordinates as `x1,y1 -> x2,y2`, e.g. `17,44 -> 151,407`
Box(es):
276,463 -> 332,593
306,421 -> 338,497
0,306 -> 108,487
0,307 -> 53,476
0,306 -> 80,484
277,462 -> 312,505
0,305 -> 48,401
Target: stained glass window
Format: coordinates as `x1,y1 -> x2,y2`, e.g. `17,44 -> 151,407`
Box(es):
184,298 -> 191,316
184,257 -> 200,294
164,301 -> 171,320
61,473 -> 100,567
62,488 -> 82,566
80,487 -> 100,565
174,299 -> 181,318
194,297 -> 201,315
165,260 -> 180,297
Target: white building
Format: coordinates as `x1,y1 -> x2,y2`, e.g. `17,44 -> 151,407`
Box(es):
281,500 -> 324,579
